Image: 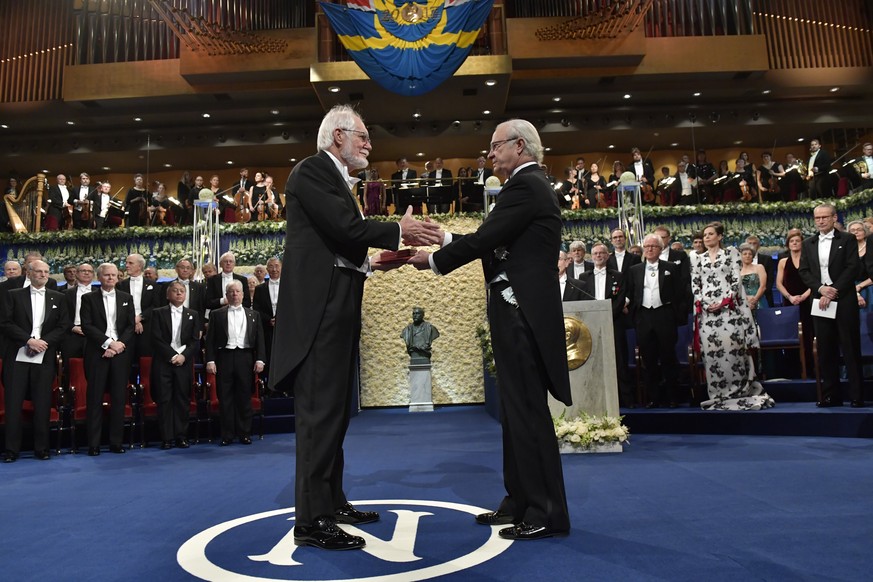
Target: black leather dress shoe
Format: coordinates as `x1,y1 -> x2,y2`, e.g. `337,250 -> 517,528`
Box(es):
335,503 -> 379,525
239,436 -> 252,445
294,517 -> 365,550
35,450 -> 50,461
109,445 -> 126,454
645,401 -> 658,409
475,510 -> 515,526
3,451 -> 18,463
87,447 -> 101,456
160,441 -> 173,450
220,439 -> 233,446
176,438 -> 190,449
817,397 -> 843,408
498,522 -> 569,541
851,400 -> 866,408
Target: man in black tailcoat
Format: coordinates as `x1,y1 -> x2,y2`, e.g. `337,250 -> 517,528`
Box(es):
268,104 -> 442,551
799,203 -> 863,407
0,260 -> 70,462
410,119 -> 572,541
626,234 -> 684,408
151,281 -> 201,449
80,263 -> 136,455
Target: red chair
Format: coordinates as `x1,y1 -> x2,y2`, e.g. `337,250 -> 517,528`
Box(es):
204,369 -> 264,442
135,356 -> 204,446
65,357 -> 135,453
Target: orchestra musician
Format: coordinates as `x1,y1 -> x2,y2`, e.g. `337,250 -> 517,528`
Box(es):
89,181 -> 117,229
125,173 -> 148,227
853,142 -> 873,192
558,166 -> 579,209
45,173 -> 73,231
693,150 -> 716,203
72,173 -> 94,229
585,162 -> 608,208
757,152 -> 785,203
781,153 -> 807,201
807,139 -> 834,198
734,157 -> 756,202
605,161 -> 624,207
630,147 -> 656,203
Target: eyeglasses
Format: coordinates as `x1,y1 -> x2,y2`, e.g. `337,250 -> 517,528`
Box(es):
340,128 -> 371,144
642,244 -> 661,249
489,137 -> 518,153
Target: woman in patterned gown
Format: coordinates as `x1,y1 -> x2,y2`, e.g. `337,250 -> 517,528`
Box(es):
691,222 -> 775,410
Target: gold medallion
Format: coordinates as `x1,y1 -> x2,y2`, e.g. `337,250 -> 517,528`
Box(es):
400,3 -> 423,23
564,316 -> 592,371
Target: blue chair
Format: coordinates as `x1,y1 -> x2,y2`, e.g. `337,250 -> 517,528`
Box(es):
675,315 -> 702,402
756,305 -> 806,380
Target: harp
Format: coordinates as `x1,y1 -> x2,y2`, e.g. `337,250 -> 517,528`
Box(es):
4,173 -> 47,233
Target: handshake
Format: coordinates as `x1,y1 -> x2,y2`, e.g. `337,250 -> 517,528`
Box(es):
371,206 -> 443,272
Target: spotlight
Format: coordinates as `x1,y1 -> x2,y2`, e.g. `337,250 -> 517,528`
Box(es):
710,112 -> 720,123
452,120 -> 460,128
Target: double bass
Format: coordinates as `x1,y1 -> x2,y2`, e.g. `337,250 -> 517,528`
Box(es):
234,187 -> 252,223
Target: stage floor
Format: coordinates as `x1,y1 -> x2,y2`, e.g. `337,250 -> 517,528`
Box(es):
3,406 -> 872,581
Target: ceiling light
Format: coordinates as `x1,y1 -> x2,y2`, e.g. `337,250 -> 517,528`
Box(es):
413,111 -> 422,119
485,79 -> 497,87
42,169 -> 50,173
608,145 -> 615,149
553,96 -> 561,102
480,150 -> 487,155
693,92 -> 701,97
226,160 -> 233,165
102,166 -> 110,170
761,90 -> 771,95
797,137 -> 805,142
670,142 -> 679,147
0,124 -> 7,129
202,113 -> 211,118
623,94 -> 631,99
734,140 -> 743,145
544,147 -> 551,152
830,87 -> 840,92
416,152 -> 425,157
163,163 -> 172,168
482,110 -> 491,115
66,120 -> 75,125
289,158 -> 297,163
270,109 -> 279,115
133,117 -> 142,122
550,109 -> 563,114
328,86 -> 340,93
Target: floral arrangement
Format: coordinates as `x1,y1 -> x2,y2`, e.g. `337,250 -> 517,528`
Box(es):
553,411 -> 630,450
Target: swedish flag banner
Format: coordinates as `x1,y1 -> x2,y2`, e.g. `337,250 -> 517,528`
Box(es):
320,0 -> 494,96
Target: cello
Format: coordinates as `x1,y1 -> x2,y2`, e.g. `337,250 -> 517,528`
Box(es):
234,187 -> 252,223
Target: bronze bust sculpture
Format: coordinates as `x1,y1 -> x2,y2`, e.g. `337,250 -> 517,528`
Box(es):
401,307 -> 440,364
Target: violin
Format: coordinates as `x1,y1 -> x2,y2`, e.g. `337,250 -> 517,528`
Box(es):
641,182 -> 655,203
740,180 -> 752,201
234,188 -> 252,223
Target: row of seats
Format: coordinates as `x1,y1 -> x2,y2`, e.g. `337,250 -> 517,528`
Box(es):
0,356 -> 265,455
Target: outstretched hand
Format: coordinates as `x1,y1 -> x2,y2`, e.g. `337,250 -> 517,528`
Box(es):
400,206 -> 444,247
407,250 -> 432,271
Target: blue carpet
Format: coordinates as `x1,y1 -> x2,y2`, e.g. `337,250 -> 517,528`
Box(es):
2,406 -> 872,581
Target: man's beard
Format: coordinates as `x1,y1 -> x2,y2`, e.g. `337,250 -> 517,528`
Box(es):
341,140 -> 368,170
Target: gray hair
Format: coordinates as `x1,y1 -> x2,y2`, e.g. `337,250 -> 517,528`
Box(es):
127,254 -> 146,269
568,240 -> 586,252
499,119 -> 543,164
739,243 -> 755,254
219,251 -> 236,264
317,104 -> 362,151
643,234 -> 664,249
225,280 -> 243,294
847,220 -> 869,236
815,202 -> 837,216
96,262 -> 118,276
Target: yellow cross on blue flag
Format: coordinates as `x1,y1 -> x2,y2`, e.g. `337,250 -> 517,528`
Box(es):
320,0 -> 494,96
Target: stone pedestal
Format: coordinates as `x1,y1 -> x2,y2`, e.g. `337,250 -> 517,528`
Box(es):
549,300 -> 620,419
408,363 -> 434,412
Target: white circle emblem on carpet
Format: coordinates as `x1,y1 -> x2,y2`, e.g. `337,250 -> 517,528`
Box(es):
177,499 -> 514,581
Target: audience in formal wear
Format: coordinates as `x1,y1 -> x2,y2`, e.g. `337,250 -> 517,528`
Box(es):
775,229 -> 815,376
846,220 -> 873,311
799,204 -> 864,407
558,251 -> 585,301
62,263 -> 95,366
0,260 -> 70,462
739,243 -> 769,311
692,223 -> 774,410
150,281 -> 201,450
745,235 -> 775,306
252,258 -> 281,382
607,228 -> 641,279
117,253 -> 159,363
205,280 -> 265,446
625,234 -> 682,407
80,263 -> 136,455
568,240 -> 592,279
207,252 -> 251,311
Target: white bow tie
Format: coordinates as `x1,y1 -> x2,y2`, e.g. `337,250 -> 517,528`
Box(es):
820,232 -> 834,241
269,280 -> 280,286
594,269 -> 606,276
79,285 -> 91,292
646,264 -> 658,271
31,287 -> 46,295
228,305 -> 243,312
102,291 -> 116,298
171,306 -> 183,314
129,276 -> 142,283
